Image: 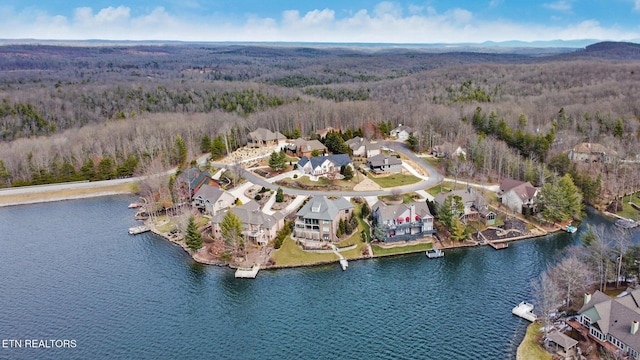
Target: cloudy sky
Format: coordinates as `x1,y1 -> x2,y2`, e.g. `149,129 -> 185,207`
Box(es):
1,0 -> 639,43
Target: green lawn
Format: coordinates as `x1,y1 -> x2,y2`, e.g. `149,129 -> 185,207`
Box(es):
272,203 -> 369,265
617,192 -> 640,220
516,323 -> 551,360
368,173 -> 420,188
279,175 -> 357,190
378,192 -> 420,204
272,237 -> 338,267
426,181 -> 467,196
372,242 -> 433,257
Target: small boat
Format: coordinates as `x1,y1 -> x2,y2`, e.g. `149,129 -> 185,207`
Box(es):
426,248 -> 444,258
615,218 -> 638,229
128,202 -> 144,209
565,225 -> 577,233
512,301 -> 537,322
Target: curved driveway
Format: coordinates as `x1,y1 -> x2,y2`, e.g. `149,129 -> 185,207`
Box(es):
212,140 -> 443,197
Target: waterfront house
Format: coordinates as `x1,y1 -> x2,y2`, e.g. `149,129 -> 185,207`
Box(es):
569,290 -> 640,359
366,154 -> 402,174
294,196 -> 354,242
296,154 -> 353,178
247,128 -> 286,148
390,125 -> 414,141
211,201 -> 284,246
192,184 -> 235,216
286,139 -> 327,158
434,188 -> 492,224
177,167 -> 215,198
371,201 -> 435,242
499,179 -> 538,215
345,137 -> 381,158
568,142 -> 618,163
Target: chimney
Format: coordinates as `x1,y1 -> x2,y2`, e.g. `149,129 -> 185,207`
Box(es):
632,321 -> 639,335
410,204 -> 416,223
584,293 -> 592,305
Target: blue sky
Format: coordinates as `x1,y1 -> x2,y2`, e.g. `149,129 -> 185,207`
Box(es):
1,1 -> 639,43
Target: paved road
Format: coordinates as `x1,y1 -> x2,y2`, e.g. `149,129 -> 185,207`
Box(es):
0,142 -> 443,202
212,140 -> 444,197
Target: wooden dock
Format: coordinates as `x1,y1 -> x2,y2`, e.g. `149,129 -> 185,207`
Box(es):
487,240 -> 508,250
235,264 -> 260,279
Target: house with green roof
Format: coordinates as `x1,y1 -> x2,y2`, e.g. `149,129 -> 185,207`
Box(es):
294,196 -> 354,242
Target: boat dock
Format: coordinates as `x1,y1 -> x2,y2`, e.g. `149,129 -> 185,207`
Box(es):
235,264 -> 260,278
331,244 -> 348,271
487,240 -> 508,250
426,248 -> 444,258
128,225 -> 150,235
512,301 -> 537,322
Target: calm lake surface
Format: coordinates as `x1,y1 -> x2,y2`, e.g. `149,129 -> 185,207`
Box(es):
0,196 -> 618,359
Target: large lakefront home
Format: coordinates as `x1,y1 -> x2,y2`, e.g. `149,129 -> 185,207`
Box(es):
294,196 -> 354,242
371,201 -> 435,242
192,184 -> 235,216
177,167 -> 215,198
434,188 -> 495,225
297,154 -> 353,178
247,128 -> 286,148
569,290 -> 640,359
499,179 -> 539,215
211,201 -> 284,246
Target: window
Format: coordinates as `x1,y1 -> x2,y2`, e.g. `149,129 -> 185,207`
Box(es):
323,220 -> 330,224
323,227 -> 329,232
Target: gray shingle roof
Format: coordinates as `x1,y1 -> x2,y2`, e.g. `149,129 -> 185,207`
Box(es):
193,184 -> 226,203
372,201 -> 433,221
367,153 -> 401,167
297,196 -> 353,221
297,154 -> 352,170
248,128 -> 285,142
211,201 -> 282,229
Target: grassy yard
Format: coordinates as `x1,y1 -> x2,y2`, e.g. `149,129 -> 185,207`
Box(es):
378,192 -> 420,204
617,192 -> 640,220
271,237 -> 338,267
368,173 -> 420,188
272,203 -> 369,265
516,323 -> 551,360
372,242 -> 433,257
426,181 -> 468,196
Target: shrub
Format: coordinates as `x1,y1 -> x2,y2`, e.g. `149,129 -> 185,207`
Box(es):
293,174 -> 298,179
254,194 -> 262,201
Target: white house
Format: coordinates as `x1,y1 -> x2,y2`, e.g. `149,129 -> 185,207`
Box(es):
345,137 -> 381,158
390,125 -> 413,141
296,154 -> 353,178
192,184 -> 235,216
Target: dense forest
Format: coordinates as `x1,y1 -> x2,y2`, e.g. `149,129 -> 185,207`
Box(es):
1,41 -> 639,206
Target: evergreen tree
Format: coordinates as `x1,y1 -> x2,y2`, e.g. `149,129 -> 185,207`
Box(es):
539,174 -> 583,223
185,215 -> 203,251
341,165 -> 354,180
97,157 -> 115,180
323,131 -> 350,154
200,134 -> 211,153
406,132 -> 419,151
173,135 -> 187,167
373,221 -> 386,241
449,217 -> 466,241
269,151 -> 287,171
337,219 -> 345,238
80,158 -> 96,181
275,187 -> 284,203
210,136 -> 226,160
220,211 -> 243,255
360,201 -> 371,220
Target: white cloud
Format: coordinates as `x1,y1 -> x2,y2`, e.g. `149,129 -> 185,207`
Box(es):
0,3 -> 638,43
635,0 -> 640,10
543,1 -> 573,12
489,0 -> 503,8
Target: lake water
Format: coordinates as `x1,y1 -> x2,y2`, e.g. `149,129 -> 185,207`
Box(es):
0,196 -> 616,359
